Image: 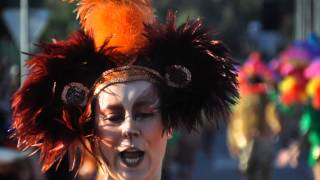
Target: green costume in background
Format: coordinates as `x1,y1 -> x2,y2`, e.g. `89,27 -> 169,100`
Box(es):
300,101 -> 320,166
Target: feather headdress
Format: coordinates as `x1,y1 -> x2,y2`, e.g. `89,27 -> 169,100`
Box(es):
12,1 -> 239,173
277,45 -> 310,106
305,60 -> 320,109
238,52 -> 273,95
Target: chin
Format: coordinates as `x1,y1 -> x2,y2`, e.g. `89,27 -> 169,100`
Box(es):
108,153 -> 158,180
118,172 -> 151,180
111,167 -> 155,180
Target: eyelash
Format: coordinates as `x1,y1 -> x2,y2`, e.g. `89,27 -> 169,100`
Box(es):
135,112 -> 155,121
102,112 -> 156,124
102,114 -> 124,124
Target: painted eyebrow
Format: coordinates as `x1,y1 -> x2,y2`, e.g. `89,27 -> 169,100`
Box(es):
133,94 -> 160,109
98,103 -> 124,116
133,100 -> 159,109
97,87 -> 123,115
104,104 -> 123,110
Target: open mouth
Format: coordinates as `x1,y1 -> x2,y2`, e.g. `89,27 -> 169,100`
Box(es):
120,148 -> 145,167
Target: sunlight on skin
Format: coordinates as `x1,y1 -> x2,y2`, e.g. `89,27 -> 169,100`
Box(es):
95,80 -> 170,180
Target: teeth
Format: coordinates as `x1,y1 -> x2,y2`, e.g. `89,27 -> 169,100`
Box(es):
120,151 -> 144,167
124,157 -> 139,164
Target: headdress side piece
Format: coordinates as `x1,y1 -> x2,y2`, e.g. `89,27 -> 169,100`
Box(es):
139,11 -> 239,130
11,31 -> 116,172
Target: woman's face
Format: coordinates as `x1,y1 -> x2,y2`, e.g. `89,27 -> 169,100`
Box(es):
95,80 -> 169,180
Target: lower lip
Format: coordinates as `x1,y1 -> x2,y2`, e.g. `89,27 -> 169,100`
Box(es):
120,153 -> 144,168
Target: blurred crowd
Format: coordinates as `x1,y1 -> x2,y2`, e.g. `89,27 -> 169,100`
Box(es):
1,32 -> 320,179
227,33 -> 320,180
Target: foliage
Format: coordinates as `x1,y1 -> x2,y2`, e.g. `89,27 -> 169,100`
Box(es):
41,1 -> 79,41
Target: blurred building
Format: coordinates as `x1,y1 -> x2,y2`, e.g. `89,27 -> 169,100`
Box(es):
295,0 -> 320,40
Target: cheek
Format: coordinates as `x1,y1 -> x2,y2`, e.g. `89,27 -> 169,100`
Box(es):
141,116 -> 164,141
96,126 -> 121,170
141,117 -> 168,154
97,126 -> 122,148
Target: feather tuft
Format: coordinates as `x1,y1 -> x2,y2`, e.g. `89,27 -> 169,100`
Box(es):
68,0 -> 155,57
143,11 -> 239,131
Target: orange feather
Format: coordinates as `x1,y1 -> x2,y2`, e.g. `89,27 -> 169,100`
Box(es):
67,0 -> 155,57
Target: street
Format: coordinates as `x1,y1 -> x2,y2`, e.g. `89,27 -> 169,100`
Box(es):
190,128 -> 314,180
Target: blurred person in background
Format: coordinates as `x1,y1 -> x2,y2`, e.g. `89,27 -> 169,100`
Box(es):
299,59 -> 320,180
273,40 -> 313,174
0,147 -> 44,180
228,52 -> 281,180
10,0 -> 239,179
275,42 -> 311,155
0,59 -> 19,148
275,72 -> 307,170
278,58 -> 320,180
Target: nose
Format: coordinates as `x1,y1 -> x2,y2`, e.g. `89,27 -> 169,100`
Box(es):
121,116 -> 141,139
123,129 -> 141,139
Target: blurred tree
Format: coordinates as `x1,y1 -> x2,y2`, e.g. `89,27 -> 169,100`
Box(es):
153,0 -> 264,60
41,1 -> 79,42
152,0 -> 294,61
0,0 -> 294,63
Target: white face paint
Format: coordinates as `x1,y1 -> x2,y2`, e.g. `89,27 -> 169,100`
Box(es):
95,80 -> 169,180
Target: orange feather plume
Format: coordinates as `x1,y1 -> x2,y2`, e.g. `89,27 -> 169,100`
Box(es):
66,0 -> 155,57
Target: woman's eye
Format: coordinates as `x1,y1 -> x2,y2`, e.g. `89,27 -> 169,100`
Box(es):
103,114 -> 124,124
135,112 -> 154,121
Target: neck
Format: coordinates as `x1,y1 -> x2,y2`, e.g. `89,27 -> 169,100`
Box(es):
150,170 -> 162,180
106,175 -> 161,180
145,159 -> 163,180
105,170 -> 162,180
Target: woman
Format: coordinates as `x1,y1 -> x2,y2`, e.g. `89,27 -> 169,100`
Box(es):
93,81 -> 169,179
227,52 -> 281,180
11,0 -> 238,179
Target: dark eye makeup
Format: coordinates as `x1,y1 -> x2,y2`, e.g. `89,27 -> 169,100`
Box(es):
100,108 -> 159,125
102,114 -> 125,124
98,96 -> 161,125
134,112 -> 155,121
